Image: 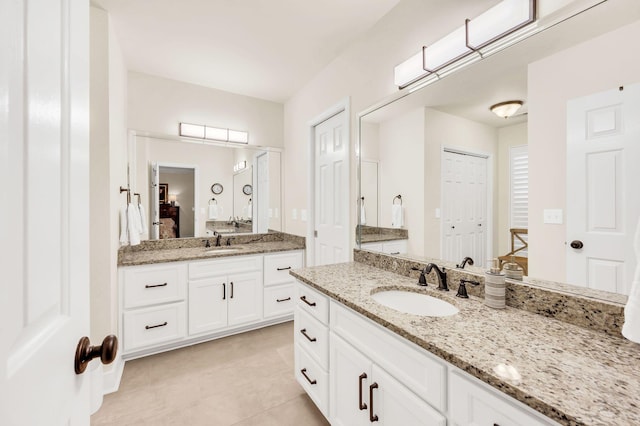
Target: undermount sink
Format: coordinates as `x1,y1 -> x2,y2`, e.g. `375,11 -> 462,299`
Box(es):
371,290 -> 459,317
205,248 -> 242,254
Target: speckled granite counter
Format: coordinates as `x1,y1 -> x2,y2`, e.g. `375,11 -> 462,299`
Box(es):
357,225 -> 408,243
118,232 -> 305,266
290,262 -> 640,426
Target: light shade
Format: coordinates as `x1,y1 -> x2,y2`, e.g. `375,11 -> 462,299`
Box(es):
205,126 -> 228,141
490,100 -> 523,118
228,129 -> 249,144
179,123 -> 205,138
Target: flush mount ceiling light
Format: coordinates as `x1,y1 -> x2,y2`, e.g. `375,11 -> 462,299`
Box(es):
394,0 -> 536,88
490,100 -> 523,118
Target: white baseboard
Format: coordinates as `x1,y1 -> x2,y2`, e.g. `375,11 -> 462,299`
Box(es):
102,355 -> 125,395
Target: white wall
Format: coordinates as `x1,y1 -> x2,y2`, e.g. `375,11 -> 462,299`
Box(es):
128,72 -> 284,147
497,122 -> 528,257
89,7 -> 128,349
379,108 -> 424,255
423,108 -> 498,259
528,19 -> 640,282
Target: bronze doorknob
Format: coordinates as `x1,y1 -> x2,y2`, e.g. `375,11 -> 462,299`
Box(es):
570,240 -> 584,249
74,335 -> 118,374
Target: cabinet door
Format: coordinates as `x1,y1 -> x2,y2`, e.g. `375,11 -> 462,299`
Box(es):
188,276 -> 228,335
371,365 -> 446,426
228,271 -> 263,326
330,333 -> 370,426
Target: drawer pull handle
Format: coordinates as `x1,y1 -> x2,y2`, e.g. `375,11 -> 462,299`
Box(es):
300,368 -> 317,385
230,282 -> 234,299
223,283 -> 226,300
358,373 -> 368,410
277,266 -> 292,271
145,322 -> 167,330
145,282 -> 167,289
276,297 -> 291,302
300,328 -> 317,342
300,295 -> 316,307
369,382 -> 379,422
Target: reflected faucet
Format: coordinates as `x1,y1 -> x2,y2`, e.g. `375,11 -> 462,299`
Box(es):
456,257 -> 474,269
213,231 -> 222,247
425,263 -> 448,291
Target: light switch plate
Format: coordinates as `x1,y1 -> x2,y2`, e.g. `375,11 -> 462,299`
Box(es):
543,209 -> 563,224
268,208 -> 273,218
435,208 -> 441,219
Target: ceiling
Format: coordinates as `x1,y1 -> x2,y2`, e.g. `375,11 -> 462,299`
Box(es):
93,0 -> 402,103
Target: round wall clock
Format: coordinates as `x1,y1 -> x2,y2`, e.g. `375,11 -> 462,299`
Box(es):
211,183 -> 223,195
242,184 -> 253,195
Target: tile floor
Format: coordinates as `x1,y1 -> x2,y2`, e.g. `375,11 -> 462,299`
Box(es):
91,321 -> 328,425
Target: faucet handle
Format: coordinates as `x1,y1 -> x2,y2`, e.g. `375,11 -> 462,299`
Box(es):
456,281 -> 469,298
411,267 -> 428,286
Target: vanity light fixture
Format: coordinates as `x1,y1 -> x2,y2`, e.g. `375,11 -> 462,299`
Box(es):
490,100 -> 523,118
233,160 -> 247,173
394,0 -> 536,88
179,122 -> 249,144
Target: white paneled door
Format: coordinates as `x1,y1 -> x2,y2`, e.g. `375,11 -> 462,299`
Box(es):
1,0 -> 92,424
315,111 -> 349,266
566,83 -> 640,294
441,150 -> 488,264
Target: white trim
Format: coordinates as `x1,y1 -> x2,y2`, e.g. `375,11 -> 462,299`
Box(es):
306,97 -> 351,266
102,355 -> 125,395
439,145 -> 494,260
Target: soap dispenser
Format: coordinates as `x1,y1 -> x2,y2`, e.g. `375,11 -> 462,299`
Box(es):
485,258 -> 506,309
503,256 -> 524,281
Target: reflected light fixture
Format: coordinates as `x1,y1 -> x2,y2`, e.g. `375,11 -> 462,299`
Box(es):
179,122 -> 249,144
490,100 -> 523,118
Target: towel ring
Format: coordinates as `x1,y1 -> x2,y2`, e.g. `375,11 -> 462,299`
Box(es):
209,198 -> 217,205
134,193 -> 141,205
393,195 -> 402,205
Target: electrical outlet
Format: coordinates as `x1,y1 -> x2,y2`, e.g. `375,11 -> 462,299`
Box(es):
543,209 -> 563,224
292,208 -> 297,220
301,209 -> 307,222
268,208 -> 273,218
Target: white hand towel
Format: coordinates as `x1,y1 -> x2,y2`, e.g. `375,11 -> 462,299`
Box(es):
391,204 -> 403,228
209,204 -> 219,220
127,203 -> 141,246
138,203 -> 147,238
119,205 -> 128,245
360,202 -> 366,225
622,216 -> 640,343
247,201 -> 252,219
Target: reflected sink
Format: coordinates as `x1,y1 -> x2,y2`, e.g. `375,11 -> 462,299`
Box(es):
371,290 -> 459,317
205,248 -> 242,254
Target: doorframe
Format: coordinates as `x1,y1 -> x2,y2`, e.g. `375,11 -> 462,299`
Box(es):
157,162 -> 199,238
439,145 -> 494,262
306,97 -> 351,267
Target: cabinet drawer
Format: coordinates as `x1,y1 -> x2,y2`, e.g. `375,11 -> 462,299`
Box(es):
296,282 -> 329,325
189,255 -> 262,279
331,301 -> 446,412
123,263 -> 187,308
264,251 -> 303,286
295,343 -> 328,417
449,371 -> 557,426
123,302 -> 186,352
294,307 -> 329,369
264,284 -> 295,319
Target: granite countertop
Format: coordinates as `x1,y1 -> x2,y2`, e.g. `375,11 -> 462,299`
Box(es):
290,262 -> 640,426
118,241 -> 304,266
360,233 -> 408,243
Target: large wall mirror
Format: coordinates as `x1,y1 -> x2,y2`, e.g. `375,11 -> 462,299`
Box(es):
357,0 -> 640,299
131,133 -> 282,239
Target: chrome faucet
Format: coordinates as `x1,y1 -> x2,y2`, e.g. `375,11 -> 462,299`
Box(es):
213,231 -> 222,247
425,263 -> 448,291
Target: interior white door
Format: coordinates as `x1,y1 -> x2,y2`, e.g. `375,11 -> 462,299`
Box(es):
441,150 -> 488,264
151,162 -> 160,239
566,83 -> 640,294
1,0 -> 92,423
315,111 -> 349,266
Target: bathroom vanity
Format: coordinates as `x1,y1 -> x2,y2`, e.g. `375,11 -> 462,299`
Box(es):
117,233 -> 304,359
290,253 -> 640,426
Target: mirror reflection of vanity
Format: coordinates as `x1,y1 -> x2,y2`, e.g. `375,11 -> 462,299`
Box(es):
130,133 -> 282,239
357,1 -> 640,298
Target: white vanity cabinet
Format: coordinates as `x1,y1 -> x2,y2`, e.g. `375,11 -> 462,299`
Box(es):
361,239 -> 407,255
188,256 -> 263,336
121,262 -> 188,352
263,251 -> 303,319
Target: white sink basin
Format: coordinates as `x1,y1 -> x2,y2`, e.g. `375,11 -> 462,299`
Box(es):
205,248 -> 241,254
371,290 -> 459,317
